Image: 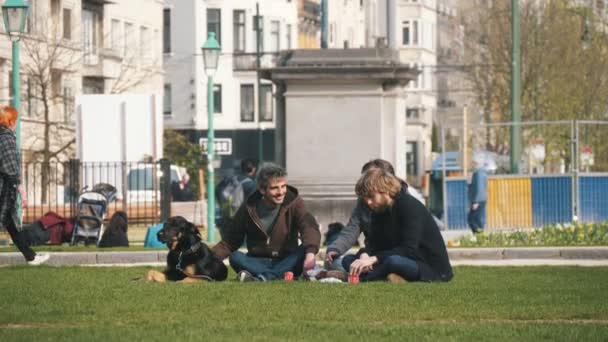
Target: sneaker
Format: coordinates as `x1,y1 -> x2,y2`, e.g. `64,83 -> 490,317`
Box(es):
387,273 -> 407,284
27,253 -> 50,266
237,270 -> 257,283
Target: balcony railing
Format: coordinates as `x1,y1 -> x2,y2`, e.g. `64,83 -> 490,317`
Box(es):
233,52 -> 280,71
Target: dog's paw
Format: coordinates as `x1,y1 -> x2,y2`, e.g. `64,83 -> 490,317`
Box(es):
145,270 -> 167,283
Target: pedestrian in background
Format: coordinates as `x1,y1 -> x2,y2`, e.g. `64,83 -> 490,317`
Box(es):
171,173 -> 195,202
0,106 -> 49,265
468,156 -> 488,233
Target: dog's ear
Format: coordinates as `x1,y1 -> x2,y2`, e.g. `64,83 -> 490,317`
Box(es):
187,221 -> 201,237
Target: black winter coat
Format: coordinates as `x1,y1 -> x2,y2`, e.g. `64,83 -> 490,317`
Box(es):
0,125 -> 20,232
361,189 -> 453,282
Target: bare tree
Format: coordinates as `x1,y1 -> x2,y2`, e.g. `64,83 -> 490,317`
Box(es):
19,18 -> 162,204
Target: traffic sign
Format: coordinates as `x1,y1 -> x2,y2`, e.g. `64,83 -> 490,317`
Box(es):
200,138 -> 232,155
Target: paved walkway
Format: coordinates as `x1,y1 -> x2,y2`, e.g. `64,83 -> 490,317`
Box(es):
1,246 -> 608,267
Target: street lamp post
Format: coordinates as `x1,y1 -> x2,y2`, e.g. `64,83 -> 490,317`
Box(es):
201,32 -> 220,243
3,0 -> 30,218
510,0 -> 521,174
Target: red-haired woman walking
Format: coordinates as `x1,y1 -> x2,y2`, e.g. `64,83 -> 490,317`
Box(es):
0,106 -> 49,265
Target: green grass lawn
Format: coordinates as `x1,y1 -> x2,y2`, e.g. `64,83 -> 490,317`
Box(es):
1,266 -> 607,341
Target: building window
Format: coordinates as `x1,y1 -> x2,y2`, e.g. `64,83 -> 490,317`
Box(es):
63,84 -> 74,123
124,22 -> 134,58
25,76 -> 40,117
51,70 -> 62,98
26,0 -> 35,33
153,29 -> 160,61
286,24 -> 292,49
233,10 -> 245,52
51,0 -> 60,37
406,108 -> 420,120
259,84 -> 273,122
63,9 -> 72,39
163,9 -> 171,53
207,9 -> 221,45
270,20 -> 280,52
139,26 -> 150,62
253,15 -> 264,52
8,73 -> 11,99
408,63 -> 421,89
402,20 -> 418,46
163,84 -> 172,116
213,84 -> 222,113
406,141 -> 418,177
111,19 -> 121,52
240,84 -> 254,122
83,77 -> 104,94
82,9 -> 101,65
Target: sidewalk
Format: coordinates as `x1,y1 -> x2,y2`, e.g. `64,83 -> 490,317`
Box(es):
2,246 -> 608,267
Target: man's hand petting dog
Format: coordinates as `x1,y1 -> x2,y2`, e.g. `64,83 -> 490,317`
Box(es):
145,216 -> 227,283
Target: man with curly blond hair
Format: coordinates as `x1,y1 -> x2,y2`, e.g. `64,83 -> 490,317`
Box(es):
343,168 -> 452,283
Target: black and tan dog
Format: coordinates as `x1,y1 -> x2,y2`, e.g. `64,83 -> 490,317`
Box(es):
146,216 -> 227,283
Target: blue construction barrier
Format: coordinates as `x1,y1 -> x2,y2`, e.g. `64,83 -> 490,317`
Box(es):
579,175 -> 608,223
531,176 -> 572,227
446,179 -> 468,230
444,174 -> 608,230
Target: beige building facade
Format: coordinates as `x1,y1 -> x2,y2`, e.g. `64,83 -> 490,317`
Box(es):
0,0 -> 164,162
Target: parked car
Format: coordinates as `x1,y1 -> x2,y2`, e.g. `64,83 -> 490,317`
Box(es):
127,164 -> 186,202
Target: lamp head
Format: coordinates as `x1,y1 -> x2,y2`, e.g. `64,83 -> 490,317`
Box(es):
201,32 -> 221,76
2,0 -> 29,42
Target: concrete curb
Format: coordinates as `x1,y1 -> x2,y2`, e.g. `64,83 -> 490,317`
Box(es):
448,247 -> 608,260
0,251 -> 168,266
1,247 -> 608,267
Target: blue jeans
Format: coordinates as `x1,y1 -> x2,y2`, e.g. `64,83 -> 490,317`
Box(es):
342,254 -> 420,282
468,201 -> 486,233
229,247 -> 306,281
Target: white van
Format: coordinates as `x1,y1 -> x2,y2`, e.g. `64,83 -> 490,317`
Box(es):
126,164 -> 186,202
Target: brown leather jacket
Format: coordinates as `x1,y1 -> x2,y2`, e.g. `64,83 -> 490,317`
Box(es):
212,185 -> 320,260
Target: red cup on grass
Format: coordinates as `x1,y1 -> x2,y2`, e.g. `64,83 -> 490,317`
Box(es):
284,271 -> 294,281
348,274 -> 359,284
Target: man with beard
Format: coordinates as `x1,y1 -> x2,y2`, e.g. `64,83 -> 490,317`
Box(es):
344,168 -> 453,283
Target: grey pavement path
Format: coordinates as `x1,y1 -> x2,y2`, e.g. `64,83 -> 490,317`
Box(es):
2,246 -> 608,267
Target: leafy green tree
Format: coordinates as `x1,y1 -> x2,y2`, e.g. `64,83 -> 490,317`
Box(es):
163,130 -> 206,199
461,0 -> 608,171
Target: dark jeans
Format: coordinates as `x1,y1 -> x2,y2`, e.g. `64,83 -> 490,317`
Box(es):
229,247 -> 306,281
342,254 -> 420,282
468,201 -> 487,233
4,217 -> 36,261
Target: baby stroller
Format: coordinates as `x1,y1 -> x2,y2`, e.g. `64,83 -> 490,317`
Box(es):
71,183 -> 117,246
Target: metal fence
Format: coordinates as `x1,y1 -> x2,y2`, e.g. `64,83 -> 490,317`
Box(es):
438,120 -> 608,230
20,159 -> 174,226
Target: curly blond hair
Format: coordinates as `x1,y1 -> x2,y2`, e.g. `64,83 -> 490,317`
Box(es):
355,168 -> 401,199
